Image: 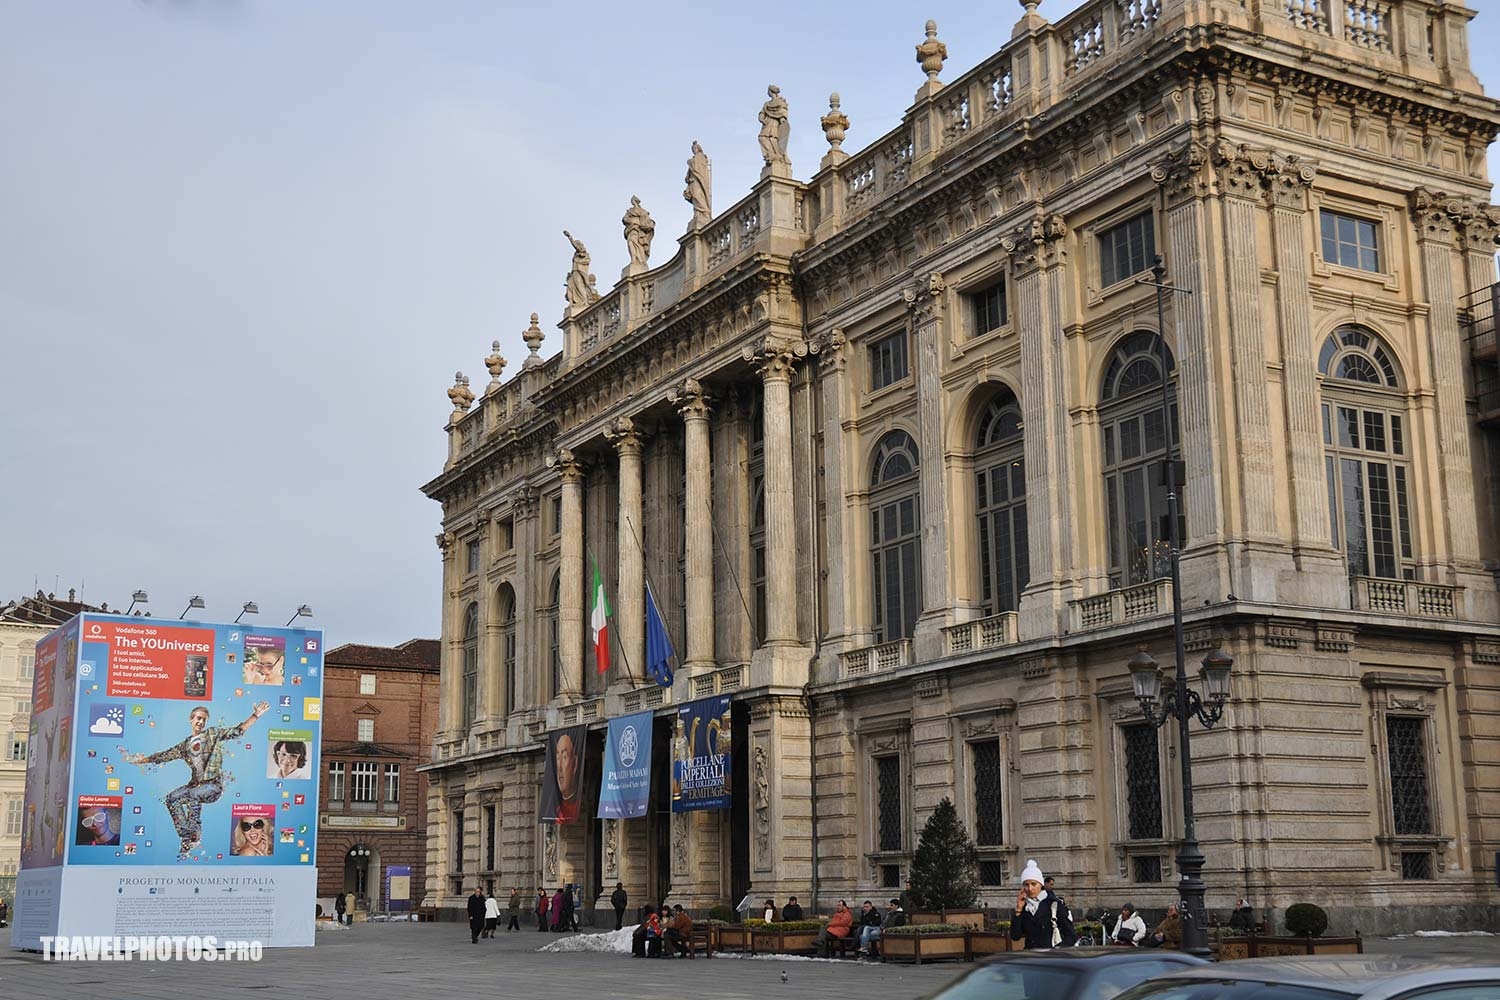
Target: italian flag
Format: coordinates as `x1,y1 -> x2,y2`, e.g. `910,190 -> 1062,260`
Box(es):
591,560 -> 611,675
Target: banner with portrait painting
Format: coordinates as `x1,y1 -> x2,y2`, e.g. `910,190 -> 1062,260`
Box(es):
671,695 -> 731,813
598,711 -> 652,820
538,725 -> 587,824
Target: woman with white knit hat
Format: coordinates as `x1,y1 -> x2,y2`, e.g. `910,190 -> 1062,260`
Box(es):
1008,858 -> 1077,949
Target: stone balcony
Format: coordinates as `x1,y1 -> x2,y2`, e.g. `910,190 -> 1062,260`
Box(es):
839,638 -> 913,679
689,664 -> 747,699
942,612 -> 1019,655
1351,576 -> 1459,619
1069,578 -> 1173,633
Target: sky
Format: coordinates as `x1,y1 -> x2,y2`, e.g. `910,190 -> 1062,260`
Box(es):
2,1 -> 1499,648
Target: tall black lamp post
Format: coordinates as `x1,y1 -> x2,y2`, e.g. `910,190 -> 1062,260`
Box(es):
1128,254 -> 1234,958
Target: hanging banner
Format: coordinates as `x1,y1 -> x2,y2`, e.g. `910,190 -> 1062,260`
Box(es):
599,711 -> 652,819
386,864 -> 412,910
672,696 -> 732,813
538,725 -> 587,824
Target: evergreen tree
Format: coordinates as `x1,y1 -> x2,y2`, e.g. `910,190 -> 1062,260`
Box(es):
909,797 -> 980,910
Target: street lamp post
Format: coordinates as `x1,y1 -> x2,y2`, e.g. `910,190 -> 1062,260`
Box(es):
1128,254 -> 1233,958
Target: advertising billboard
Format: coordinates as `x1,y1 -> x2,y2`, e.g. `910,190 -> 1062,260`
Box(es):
598,710 -> 652,820
11,613 -> 324,949
672,695 -> 731,812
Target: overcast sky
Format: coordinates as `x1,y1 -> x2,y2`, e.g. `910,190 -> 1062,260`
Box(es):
2,1 -> 1498,647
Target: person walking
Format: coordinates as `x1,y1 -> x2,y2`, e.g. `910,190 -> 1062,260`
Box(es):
333,891 -> 346,927
535,890 -> 549,933
1009,859 -> 1076,950
482,892 -> 500,938
507,887 -> 522,932
550,886 -> 566,931
467,887 -> 486,944
611,882 -> 628,931
816,900 -> 853,957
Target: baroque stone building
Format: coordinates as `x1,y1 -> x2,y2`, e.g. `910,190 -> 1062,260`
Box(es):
421,0 -> 1500,932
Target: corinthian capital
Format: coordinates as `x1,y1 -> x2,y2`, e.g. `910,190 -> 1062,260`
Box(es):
668,377 -> 713,421
901,271 -> 947,323
811,327 -> 848,374
742,337 -> 806,383
1000,215 -> 1068,274
604,415 -> 645,454
546,447 -> 587,483
1150,140 -> 1210,205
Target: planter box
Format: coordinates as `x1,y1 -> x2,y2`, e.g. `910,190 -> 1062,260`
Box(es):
1214,934 -> 1363,960
909,911 -> 944,926
715,926 -> 749,952
750,929 -> 820,954
881,932 -> 969,964
967,931 -> 1015,956
943,909 -> 986,931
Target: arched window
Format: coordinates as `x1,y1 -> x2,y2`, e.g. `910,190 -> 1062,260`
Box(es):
497,584 -> 517,716
1100,332 -> 1182,588
975,390 -> 1029,615
547,573 -> 561,700
1319,326 -> 1412,579
461,603 -> 478,729
870,430 -> 922,642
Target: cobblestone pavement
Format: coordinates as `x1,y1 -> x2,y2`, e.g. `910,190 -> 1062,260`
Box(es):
1,923 -> 1493,1000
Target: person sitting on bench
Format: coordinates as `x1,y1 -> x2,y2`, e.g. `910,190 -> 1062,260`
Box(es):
665,904 -> 693,957
817,900 -> 853,956
632,904 -> 658,958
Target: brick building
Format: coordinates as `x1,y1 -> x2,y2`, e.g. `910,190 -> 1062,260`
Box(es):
317,638 -> 439,914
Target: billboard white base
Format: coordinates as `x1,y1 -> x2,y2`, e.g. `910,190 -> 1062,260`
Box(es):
10,866 -> 317,949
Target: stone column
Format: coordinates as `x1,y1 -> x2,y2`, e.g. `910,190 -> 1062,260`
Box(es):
671,379 -> 716,673
509,488 -> 540,719
904,273 -> 953,661
1412,189 -> 1484,578
437,531 -> 462,735
550,449 -> 587,699
814,330 -> 863,678
606,417 -> 646,683
1001,216 -> 1075,638
745,342 -> 800,646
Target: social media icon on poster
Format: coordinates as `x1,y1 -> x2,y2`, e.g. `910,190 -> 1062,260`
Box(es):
305,639 -> 318,653
230,632 -> 240,642
79,662 -> 94,677
278,696 -> 291,707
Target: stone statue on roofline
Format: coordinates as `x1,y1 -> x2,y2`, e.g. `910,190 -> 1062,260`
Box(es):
758,84 -> 791,169
563,230 -> 600,311
622,196 -> 655,269
684,141 -> 712,229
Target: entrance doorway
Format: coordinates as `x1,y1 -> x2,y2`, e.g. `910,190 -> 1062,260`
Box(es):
343,843 -> 382,911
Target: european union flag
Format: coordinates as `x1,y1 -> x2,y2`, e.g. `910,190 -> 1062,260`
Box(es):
645,583 -> 676,688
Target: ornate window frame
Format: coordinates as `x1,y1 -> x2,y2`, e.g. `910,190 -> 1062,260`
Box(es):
1100,684 -> 1180,883
1308,192 -> 1402,293
974,389 -> 1029,615
1362,670 -> 1452,877
953,703 -> 1018,886
859,719 -> 911,886
1085,203 -> 1159,304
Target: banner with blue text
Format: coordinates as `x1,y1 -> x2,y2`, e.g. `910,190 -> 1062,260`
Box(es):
598,711 -> 653,819
671,696 -> 731,813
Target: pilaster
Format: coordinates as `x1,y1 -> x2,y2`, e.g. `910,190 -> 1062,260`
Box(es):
747,697 -> 813,896
606,417 -> 647,688
812,330 -> 864,681
548,449 -> 587,699
510,487 -> 540,719
474,507 -> 498,726
437,531 -> 463,738
904,273 -> 954,661
1002,214 -> 1076,639
671,379 -> 716,674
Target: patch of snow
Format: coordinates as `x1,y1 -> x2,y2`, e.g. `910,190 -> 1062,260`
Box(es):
315,920 -> 349,932
538,927 -> 637,953
1412,930 -> 1496,938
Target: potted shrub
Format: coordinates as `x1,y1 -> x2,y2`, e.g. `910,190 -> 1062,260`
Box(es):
968,919 -> 1013,955
1284,903 -> 1328,938
881,923 -> 970,964
749,919 -> 825,954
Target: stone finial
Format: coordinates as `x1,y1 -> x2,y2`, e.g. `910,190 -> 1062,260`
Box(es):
447,371 -> 475,417
485,340 -> 507,392
916,20 -> 948,82
1020,0 -> 1040,13
522,312 -> 545,369
821,93 -> 851,153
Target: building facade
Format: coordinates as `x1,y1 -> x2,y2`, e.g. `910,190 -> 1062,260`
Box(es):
421,0 -> 1500,933
317,639 -> 440,914
0,591 -> 104,905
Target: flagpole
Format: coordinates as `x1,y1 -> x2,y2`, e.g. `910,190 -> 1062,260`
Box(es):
620,512 -> 680,690
704,491 -> 757,640
642,578 -> 679,687
586,544 -> 644,689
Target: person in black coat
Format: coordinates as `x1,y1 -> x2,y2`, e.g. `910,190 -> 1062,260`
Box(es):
1009,859 -> 1076,950
611,882 -> 628,931
1228,898 -> 1256,933
467,888 -> 486,944
781,896 -> 804,921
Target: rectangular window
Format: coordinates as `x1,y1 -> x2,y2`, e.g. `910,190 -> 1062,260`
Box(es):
19,654 -> 33,680
498,519 -> 514,552
1400,851 -> 1433,881
453,810 -> 465,873
1122,723 -> 1163,840
466,540 -> 481,574
359,674 -> 376,696
978,860 -> 1006,886
357,718 -> 375,743
5,798 -> 21,836
384,764 -> 400,804
1133,856 -> 1163,884
1099,212 -> 1155,287
484,805 -> 496,871
875,754 -> 903,852
6,734 -> 26,762
551,496 -> 563,536
351,762 -> 379,803
971,280 -> 1007,337
1386,716 -> 1432,836
972,741 -> 1004,846
868,331 -> 910,391
14,699 -> 30,716
1321,210 -> 1381,273
328,762 -> 346,801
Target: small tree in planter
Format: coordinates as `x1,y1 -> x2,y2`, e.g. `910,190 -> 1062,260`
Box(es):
910,797 -> 980,910
1284,903 -> 1329,938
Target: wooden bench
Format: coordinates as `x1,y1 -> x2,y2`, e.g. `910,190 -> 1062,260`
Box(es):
415,907 -> 438,923
823,935 -> 860,959
683,926 -> 713,958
